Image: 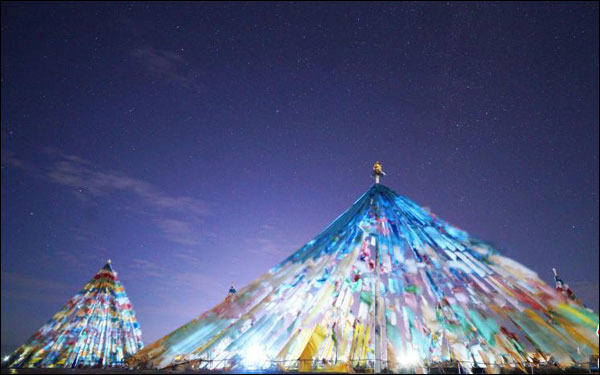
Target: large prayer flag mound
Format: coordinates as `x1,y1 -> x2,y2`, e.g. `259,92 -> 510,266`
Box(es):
130,182 -> 598,372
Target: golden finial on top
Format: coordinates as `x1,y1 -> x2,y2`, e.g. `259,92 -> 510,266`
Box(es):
372,161 -> 386,184
373,161 -> 383,175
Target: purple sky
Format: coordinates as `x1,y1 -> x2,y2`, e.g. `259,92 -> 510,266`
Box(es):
1,2 -> 598,346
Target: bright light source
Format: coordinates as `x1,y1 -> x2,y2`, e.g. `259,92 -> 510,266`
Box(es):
397,348 -> 420,367
241,346 -> 271,370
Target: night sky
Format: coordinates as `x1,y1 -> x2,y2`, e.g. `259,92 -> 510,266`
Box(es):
1,2 -> 598,346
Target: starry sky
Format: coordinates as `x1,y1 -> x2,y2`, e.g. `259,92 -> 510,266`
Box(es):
1,2 -> 598,346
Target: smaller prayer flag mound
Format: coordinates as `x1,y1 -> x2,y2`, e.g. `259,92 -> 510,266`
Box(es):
4,260 -> 143,368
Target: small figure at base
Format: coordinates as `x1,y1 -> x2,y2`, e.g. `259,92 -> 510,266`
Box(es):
225,282 -> 237,302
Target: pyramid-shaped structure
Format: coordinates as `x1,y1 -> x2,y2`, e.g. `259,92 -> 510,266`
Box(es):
5,260 -> 143,368
130,183 -> 598,372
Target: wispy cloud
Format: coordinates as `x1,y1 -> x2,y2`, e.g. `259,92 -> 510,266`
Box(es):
45,150 -> 209,217
4,149 -> 211,247
128,258 -> 229,294
172,249 -> 202,264
156,219 -> 202,247
1,272 -> 72,292
127,261 -> 228,319
55,250 -> 88,269
171,271 -> 226,293
130,258 -> 167,279
245,225 -> 300,258
131,46 -> 205,93
1,150 -> 33,171
252,237 -> 293,256
1,272 -> 73,304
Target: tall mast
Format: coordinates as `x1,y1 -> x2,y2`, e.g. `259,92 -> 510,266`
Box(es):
374,233 -> 382,373
371,162 -> 385,373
